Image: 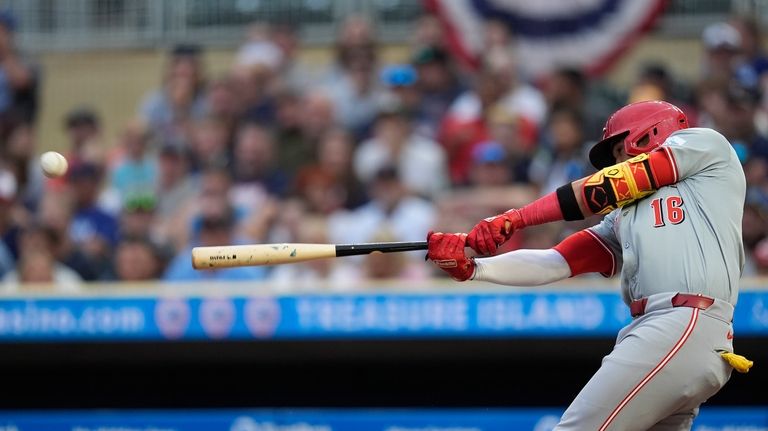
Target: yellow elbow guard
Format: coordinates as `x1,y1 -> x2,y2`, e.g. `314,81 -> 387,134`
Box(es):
582,153 -> 657,215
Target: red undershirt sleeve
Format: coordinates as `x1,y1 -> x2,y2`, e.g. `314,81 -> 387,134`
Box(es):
553,230 -> 617,278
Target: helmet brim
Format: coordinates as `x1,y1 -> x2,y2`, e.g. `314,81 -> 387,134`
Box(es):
589,131 -> 629,169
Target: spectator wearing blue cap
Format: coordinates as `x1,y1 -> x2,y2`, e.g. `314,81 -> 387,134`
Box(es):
380,64 -> 432,137
0,8 -> 38,134
468,141 -> 511,187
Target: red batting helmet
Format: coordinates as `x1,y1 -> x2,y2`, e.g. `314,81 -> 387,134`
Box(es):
588,100 -> 689,169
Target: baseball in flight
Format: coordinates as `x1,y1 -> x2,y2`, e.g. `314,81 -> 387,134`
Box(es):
40,151 -> 68,178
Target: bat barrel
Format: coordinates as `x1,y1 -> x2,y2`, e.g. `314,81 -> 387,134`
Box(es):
335,241 -> 428,257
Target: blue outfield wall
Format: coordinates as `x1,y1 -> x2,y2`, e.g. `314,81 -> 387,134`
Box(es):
0,287 -> 767,341
0,408 -> 765,430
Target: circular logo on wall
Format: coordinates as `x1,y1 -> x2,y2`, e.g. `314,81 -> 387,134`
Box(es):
200,297 -> 236,339
534,415 -> 561,431
230,416 -> 257,431
244,297 -> 281,339
154,298 -> 191,340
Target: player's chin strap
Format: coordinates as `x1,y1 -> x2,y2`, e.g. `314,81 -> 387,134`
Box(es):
718,350 -> 754,373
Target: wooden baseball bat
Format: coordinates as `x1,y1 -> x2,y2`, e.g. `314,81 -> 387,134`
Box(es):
191,241 -> 428,269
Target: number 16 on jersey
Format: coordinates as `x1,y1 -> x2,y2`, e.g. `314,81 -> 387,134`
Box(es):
651,196 -> 685,227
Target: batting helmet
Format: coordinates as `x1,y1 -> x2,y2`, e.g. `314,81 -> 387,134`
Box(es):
588,100 -> 689,169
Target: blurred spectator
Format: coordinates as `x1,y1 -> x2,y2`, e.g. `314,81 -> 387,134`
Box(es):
753,238 -> 768,275
628,63 -> 698,125
411,46 -> 465,137
140,44 -> 207,142
163,208 -> 267,282
2,249 -> 80,290
170,167 -> 252,251
63,106 -> 103,166
0,167 -> 17,276
729,85 -> 768,161
411,14 -> 446,51
294,128 -> 367,214
0,9 -> 39,134
2,122 -> 44,210
530,108 -> 592,195
484,18 -> 514,52
273,90 -> 316,180
329,166 -> 435,260
231,122 -> 289,210
189,116 -> 230,172
2,223 -> 81,291
299,89 -> 337,145
114,236 -> 163,282
380,64 -> 428,135
730,16 -> 768,108
270,22 -> 312,91
205,76 -> 239,134
119,194 -> 157,240
486,106 -> 533,182
232,26 -> 280,125
354,97 -> 448,198
67,162 -> 118,276
468,141 -> 512,187
450,48 -> 546,127
695,80 -> 731,131
327,15 -> 383,137
37,190 -> 98,281
701,22 -> 742,85
743,198 -> 768,276
154,140 -> 197,239
543,67 -> 614,140
109,120 -> 157,203
236,24 -> 283,74
439,48 -> 546,184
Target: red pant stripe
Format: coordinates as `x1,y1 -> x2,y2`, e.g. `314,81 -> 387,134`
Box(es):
598,308 -> 699,431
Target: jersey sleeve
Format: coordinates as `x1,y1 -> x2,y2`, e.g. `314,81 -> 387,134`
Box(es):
657,128 -> 735,182
562,210 -> 623,277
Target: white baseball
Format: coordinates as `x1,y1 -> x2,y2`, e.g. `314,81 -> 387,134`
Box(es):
40,151 -> 68,178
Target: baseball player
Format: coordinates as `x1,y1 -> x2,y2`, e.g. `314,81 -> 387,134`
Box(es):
427,100 -> 753,430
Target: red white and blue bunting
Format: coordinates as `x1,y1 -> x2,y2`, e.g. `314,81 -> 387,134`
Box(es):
425,0 -> 669,77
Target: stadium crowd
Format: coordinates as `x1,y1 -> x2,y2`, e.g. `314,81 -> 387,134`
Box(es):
0,11 -> 767,289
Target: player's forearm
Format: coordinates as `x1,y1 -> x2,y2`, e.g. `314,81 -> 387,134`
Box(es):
510,150 -> 679,229
472,248 -> 571,286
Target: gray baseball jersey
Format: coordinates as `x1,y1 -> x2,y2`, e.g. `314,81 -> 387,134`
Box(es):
555,128 -> 746,431
590,127 -> 745,306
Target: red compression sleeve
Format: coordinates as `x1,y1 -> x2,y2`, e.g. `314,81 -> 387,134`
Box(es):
649,147 -> 678,186
514,191 -> 564,228
553,230 -> 616,277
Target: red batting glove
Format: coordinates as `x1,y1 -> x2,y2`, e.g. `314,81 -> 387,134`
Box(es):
427,231 -> 475,281
466,209 -> 524,256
